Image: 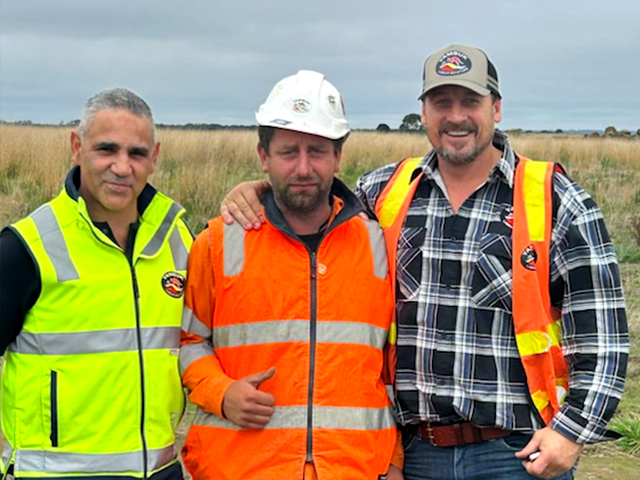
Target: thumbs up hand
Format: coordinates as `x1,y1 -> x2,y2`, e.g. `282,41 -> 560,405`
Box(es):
222,367 -> 276,429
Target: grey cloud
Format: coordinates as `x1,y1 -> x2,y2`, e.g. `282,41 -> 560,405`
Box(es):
1,0 -> 639,129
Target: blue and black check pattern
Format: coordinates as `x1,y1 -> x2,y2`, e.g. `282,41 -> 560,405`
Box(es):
355,131 -> 628,444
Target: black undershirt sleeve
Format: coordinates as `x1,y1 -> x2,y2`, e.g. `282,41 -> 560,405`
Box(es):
0,228 -> 41,355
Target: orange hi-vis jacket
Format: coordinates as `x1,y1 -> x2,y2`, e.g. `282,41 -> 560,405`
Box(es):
180,182 -> 397,480
375,156 -> 569,425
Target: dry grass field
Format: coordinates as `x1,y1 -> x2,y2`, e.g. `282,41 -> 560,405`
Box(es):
1,125 -> 639,477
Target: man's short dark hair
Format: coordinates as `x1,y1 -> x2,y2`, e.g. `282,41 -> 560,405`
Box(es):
258,126 -> 348,155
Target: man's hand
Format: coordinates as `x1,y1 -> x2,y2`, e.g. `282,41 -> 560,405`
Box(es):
222,367 -> 276,429
387,465 -> 404,480
220,180 -> 271,230
515,426 -> 583,479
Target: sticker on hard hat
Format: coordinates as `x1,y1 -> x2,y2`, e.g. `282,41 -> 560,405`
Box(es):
270,119 -> 292,126
436,50 -> 472,76
291,98 -> 311,115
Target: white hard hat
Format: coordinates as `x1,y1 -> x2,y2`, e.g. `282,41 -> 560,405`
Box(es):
255,70 -> 350,140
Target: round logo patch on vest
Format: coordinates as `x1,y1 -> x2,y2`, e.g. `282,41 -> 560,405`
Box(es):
436,50 -> 472,76
162,272 -> 185,298
521,245 -> 537,271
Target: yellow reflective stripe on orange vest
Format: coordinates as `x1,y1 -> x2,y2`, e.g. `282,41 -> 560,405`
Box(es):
515,319 -> 562,355
522,160 -> 550,242
378,158 -> 422,228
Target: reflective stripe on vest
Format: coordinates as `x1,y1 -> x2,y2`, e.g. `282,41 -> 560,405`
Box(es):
30,204 -> 80,283
142,202 -> 183,257
179,341 -> 214,375
8,327 -> 180,355
193,405 -> 395,431
169,228 -> 189,270
213,320 -> 387,349
2,442 -> 174,475
182,306 -> 212,339
224,222 -> 245,276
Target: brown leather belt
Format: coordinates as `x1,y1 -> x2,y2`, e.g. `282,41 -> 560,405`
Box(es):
408,422 -> 511,447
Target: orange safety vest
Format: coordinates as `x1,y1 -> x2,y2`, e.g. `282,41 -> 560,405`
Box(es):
375,156 -> 569,425
182,201 -> 396,480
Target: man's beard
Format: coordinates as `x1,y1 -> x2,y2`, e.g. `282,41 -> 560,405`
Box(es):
435,122 -> 494,165
273,177 -> 331,215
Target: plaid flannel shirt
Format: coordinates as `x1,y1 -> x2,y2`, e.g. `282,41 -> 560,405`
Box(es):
354,131 -> 628,444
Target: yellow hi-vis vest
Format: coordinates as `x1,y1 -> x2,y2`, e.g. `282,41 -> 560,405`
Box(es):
1,183 -> 192,478
375,156 -> 568,425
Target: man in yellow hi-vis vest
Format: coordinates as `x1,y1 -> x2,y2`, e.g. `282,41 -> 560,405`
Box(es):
0,88 -> 192,480
220,45 -> 628,480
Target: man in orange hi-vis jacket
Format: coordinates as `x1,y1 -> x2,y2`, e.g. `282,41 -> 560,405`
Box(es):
179,71 -> 403,480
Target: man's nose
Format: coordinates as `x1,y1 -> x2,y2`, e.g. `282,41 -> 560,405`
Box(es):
295,151 -> 312,176
110,153 -> 132,177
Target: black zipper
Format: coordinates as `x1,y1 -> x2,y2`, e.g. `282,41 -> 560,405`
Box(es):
79,214 -> 148,478
305,251 -> 318,462
50,370 -> 59,447
128,258 -> 148,480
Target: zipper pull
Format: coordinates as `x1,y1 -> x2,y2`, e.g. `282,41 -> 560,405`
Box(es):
310,252 -> 317,279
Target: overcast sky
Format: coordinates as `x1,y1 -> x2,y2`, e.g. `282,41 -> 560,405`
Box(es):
1,0 -> 638,131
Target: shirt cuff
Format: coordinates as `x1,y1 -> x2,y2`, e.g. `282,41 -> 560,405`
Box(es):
550,403 -> 621,444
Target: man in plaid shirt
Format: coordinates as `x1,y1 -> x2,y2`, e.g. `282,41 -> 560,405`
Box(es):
353,44 -> 628,480
221,44 -> 628,480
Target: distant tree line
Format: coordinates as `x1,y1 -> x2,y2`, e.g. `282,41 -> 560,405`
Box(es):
2,118 -> 639,137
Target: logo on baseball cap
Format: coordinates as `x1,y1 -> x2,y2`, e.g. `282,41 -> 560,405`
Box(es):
419,44 -> 500,100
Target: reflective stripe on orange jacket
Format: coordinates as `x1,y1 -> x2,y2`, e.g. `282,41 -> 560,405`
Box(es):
180,183 -> 397,480
375,156 -> 568,425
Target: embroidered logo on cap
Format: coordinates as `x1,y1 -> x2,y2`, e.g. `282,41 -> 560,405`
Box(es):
291,98 -> 311,114
436,50 -> 472,76
162,272 -> 186,298
521,245 -> 537,271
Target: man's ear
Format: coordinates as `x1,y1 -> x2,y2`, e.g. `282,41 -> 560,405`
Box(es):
150,142 -> 160,173
257,144 -> 269,173
493,97 -> 502,124
70,130 -> 82,166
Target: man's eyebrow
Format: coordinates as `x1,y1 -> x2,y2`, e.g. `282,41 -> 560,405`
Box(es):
129,146 -> 150,156
276,144 -> 299,152
94,141 -> 118,150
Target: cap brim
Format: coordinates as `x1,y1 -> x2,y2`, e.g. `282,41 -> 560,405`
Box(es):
418,79 -> 491,100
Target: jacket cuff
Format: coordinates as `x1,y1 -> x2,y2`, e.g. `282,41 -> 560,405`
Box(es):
189,374 -> 235,418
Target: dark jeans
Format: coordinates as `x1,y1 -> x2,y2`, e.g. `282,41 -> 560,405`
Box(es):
402,429 -> 576,480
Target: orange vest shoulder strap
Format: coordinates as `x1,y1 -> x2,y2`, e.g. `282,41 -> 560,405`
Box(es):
375,157 -> 423,228
513,154 -> 568,424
